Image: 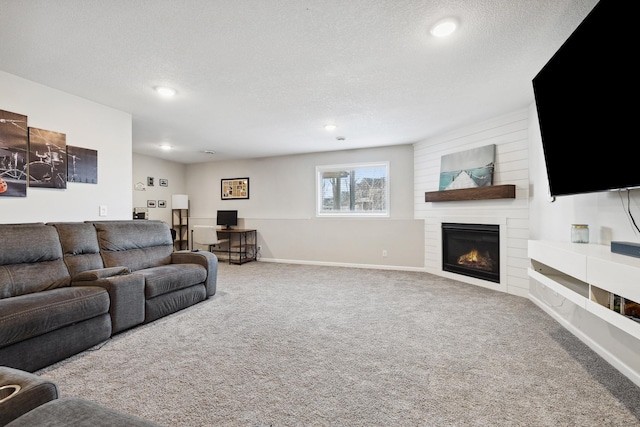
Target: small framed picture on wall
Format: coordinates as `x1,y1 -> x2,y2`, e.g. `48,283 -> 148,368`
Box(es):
221,177 -> 250,200
158,200 -> 167,208
147,200 -> 156,208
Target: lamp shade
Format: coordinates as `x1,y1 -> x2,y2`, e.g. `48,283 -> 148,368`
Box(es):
171,194 -> 189,209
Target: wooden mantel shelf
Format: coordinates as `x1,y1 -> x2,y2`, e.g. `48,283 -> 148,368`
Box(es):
425,184 -> 516,202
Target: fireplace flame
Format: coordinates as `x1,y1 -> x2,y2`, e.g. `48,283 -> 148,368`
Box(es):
459,249 -> 479,263
457,249 -> 494,270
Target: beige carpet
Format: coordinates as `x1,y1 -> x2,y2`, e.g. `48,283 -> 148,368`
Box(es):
38,262 -> 640,426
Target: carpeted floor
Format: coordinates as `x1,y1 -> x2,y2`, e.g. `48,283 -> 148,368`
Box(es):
38,262 -> 640,426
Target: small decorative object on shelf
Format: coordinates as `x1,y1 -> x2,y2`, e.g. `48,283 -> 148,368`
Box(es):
571,224 -> 589,243
623,298 -> 640,323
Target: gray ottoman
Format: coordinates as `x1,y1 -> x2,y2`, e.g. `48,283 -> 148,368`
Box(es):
1,367 -> 164,427
6,397 -> 163,427
0,366 -> 59,426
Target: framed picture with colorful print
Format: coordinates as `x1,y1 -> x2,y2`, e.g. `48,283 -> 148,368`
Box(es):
221,177 -> 249,200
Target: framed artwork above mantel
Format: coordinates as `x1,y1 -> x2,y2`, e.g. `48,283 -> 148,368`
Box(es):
221,177 -> 249,200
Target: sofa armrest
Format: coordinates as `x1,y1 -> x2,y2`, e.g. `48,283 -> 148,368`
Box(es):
71,266 -> 130,281
0,366 -> 59,426
71,273 -> 145,334
170,251 -> 218,297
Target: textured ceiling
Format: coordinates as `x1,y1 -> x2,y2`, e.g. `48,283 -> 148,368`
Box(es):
0,0 -> 598,164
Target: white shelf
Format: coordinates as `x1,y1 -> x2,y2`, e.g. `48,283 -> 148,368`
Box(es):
528,240 -> 640,340
588,256 -> 640,303
586,300 -> 640,338
528,268 -> 587,308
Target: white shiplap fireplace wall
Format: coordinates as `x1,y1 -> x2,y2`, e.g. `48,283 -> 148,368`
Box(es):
414,109 -> 531,297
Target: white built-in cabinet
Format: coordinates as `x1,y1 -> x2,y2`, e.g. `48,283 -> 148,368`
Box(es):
528,240 -> 640,341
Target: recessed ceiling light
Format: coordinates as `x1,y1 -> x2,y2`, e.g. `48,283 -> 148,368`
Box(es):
324,124 -> 337,131
430,18 -> 458,37
154,86 -> 177,97
159,144 -> 172,150
203,150 -> 216,155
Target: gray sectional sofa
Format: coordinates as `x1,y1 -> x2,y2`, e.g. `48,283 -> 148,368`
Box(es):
0,220 -> 218,372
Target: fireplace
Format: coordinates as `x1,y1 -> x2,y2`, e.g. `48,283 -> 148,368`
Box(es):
442,223 -> 500,283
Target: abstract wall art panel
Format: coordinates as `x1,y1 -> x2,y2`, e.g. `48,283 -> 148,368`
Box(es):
0,109 -> 29,197
28,127 -> 67,189
67,145 -> 98,184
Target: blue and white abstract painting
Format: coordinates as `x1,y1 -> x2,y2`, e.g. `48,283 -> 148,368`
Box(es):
438,145 -> 495,191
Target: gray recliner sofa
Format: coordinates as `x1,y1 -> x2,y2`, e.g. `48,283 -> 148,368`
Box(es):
0,223 -> 112,373
0,220 -> 218,372
90,221 -> 217,323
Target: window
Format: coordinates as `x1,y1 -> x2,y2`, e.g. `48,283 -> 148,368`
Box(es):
316,162 -> 389,217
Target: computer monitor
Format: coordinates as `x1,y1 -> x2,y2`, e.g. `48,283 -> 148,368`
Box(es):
216,210 -> 238,229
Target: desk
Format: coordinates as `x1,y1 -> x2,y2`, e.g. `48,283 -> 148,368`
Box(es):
217,229 -> 257,264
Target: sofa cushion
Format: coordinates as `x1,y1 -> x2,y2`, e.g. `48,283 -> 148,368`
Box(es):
0,223 -> 69,299
91,221 -> 173,271
138,264 -> 207,299
0,287 -> 110,348
50,222 -> 104,277
0,315 -> 111,373
145,285 -> 206,324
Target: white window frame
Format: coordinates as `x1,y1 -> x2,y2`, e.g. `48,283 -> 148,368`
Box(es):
316,161 -> 390,217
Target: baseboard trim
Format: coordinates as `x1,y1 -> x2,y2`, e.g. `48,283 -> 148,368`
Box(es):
257,257 -> 425,272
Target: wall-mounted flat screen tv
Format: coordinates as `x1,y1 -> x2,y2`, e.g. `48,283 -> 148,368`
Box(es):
532,0 -> 636,197
217,210 -> 238,229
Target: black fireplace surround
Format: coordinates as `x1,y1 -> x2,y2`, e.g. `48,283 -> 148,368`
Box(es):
442,223 -> 500,283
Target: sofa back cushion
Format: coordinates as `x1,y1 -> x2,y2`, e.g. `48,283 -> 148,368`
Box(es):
91,221 -> 174,272
50,222 -> 104,277
0,223 -> 70,299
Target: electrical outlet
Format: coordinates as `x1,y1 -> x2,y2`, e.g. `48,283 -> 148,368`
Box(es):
382,250 -> 388,257
99,205 -> 108,216
257,245 -> 262,251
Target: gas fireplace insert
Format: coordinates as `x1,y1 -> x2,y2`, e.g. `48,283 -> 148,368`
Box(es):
442,223 -> 500,283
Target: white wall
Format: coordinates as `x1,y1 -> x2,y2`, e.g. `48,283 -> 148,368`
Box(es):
187,145 -> 416,220
0,71 -> 132,223
133,153 -> 187,225
414,109 -> 531,296
185,145 -> 424,269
